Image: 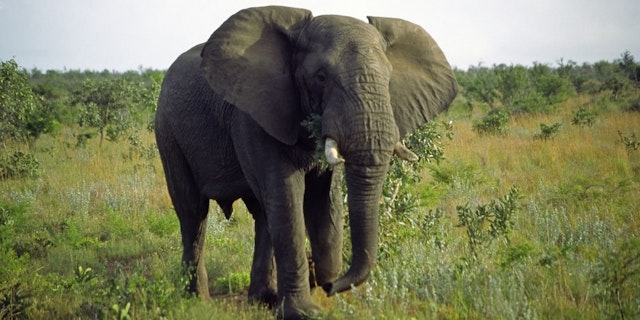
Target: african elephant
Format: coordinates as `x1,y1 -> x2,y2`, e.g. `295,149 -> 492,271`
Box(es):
155,6 -> 457,319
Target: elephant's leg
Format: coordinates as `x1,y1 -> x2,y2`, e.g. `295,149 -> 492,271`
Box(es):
157,135 -> 211,299
243,196 -> 277,307
233,117 -> 321,318
262,175 -> 322,318
304,167 -> 344,288
177,199 -> 210,299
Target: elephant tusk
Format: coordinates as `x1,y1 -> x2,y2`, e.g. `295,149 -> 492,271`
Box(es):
394,141 -> 419,162
324,138 -> 345,165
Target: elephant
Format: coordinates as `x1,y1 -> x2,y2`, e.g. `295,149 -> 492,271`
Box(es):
155,6 -> 457,319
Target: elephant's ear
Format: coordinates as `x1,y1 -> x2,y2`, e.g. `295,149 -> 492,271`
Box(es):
201,6 -> 312,145
368,17 -> 458,138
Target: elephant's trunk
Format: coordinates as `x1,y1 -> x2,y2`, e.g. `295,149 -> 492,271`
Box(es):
323,162 -> 388,296
320,88 -> 398,296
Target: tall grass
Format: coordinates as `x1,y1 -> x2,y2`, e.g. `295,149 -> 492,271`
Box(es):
1,92 -> 639,319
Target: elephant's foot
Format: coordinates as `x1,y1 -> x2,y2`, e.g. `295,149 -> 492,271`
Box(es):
188,282 -> 211,301
184,266 -> 211,300
248,286 -> 277,308
275,295 -> 322,320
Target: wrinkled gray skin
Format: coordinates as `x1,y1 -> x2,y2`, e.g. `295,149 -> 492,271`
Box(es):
155,6 -> 457,319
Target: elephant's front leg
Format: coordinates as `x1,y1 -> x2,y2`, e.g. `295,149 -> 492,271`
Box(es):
263,173 -> 322,318
304,167 -> 344,287
233,117 -> 320,318
243,196 -> 277,307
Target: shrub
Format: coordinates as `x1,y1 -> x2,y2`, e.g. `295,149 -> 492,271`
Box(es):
499,243 -> 536,269
456,187 -> 521,258
0,201 -> 29,249
213,272 -> 250,294
74,132 -> 96,149
572,107 -> 597,127
593,237 -> 640,319
534,122 -> 562,140
126,133 -> 157,160
0,151 -> 39,180
378,121 -> 453,257
618,131 -> 639,155
473,109 -> 510,136
0,201 -> 32,319
627,97 -> 640,113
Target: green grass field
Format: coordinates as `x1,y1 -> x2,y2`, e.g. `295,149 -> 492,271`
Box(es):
2,90 -> 639,319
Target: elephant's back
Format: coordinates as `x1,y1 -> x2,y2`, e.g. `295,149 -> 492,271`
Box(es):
157,44 -> 214,115
156,44 -> 228,134
155,44 -> 247,202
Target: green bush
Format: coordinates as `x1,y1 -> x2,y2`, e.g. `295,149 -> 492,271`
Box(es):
213,272 -> 250,294
499,243 -> 536,269
0,151 -> 39,180
618,131 -> 639,155
0,201 -> 29,248
627,97 -> 640,112
0,279 -> 32,320
0,201 -> 32,320
593,237 -> 640,319
572,107 -> 597,127
378,121 -> 453,257
473,109 -> 510,136
534,122 -> 562,140
456,187 -> 521,258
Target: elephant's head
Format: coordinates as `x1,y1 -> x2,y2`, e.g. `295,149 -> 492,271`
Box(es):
201,6 -> 457,296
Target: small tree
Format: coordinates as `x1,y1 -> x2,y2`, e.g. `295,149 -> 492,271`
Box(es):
494,64 -> 530,111
0,59 -> 52,149
530,63 -> 573,108
619,50 -> 639,86
74,78 -> 147,147
459,64 -> 499,109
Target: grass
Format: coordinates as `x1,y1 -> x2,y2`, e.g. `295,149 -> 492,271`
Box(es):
1,91 -> 640,319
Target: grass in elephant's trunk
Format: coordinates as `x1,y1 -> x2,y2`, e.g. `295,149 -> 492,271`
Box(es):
323,162 -> 389,296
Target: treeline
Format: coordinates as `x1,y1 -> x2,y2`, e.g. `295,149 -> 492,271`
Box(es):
1,60 -> 163,150
455,51 -> 640,115
452,51 -> 640,137
1,61 -> 163,179
1,51 -> 639,177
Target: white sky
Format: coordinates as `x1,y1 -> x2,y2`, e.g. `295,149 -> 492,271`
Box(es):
1,0 -> 638,71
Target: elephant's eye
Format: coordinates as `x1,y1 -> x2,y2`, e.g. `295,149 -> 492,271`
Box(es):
315,71 -> 327,84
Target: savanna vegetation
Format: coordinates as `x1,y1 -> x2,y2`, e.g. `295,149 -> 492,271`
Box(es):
1,51 -> 639,319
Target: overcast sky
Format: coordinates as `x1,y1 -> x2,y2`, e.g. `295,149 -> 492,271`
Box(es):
1,0 -> 638,71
